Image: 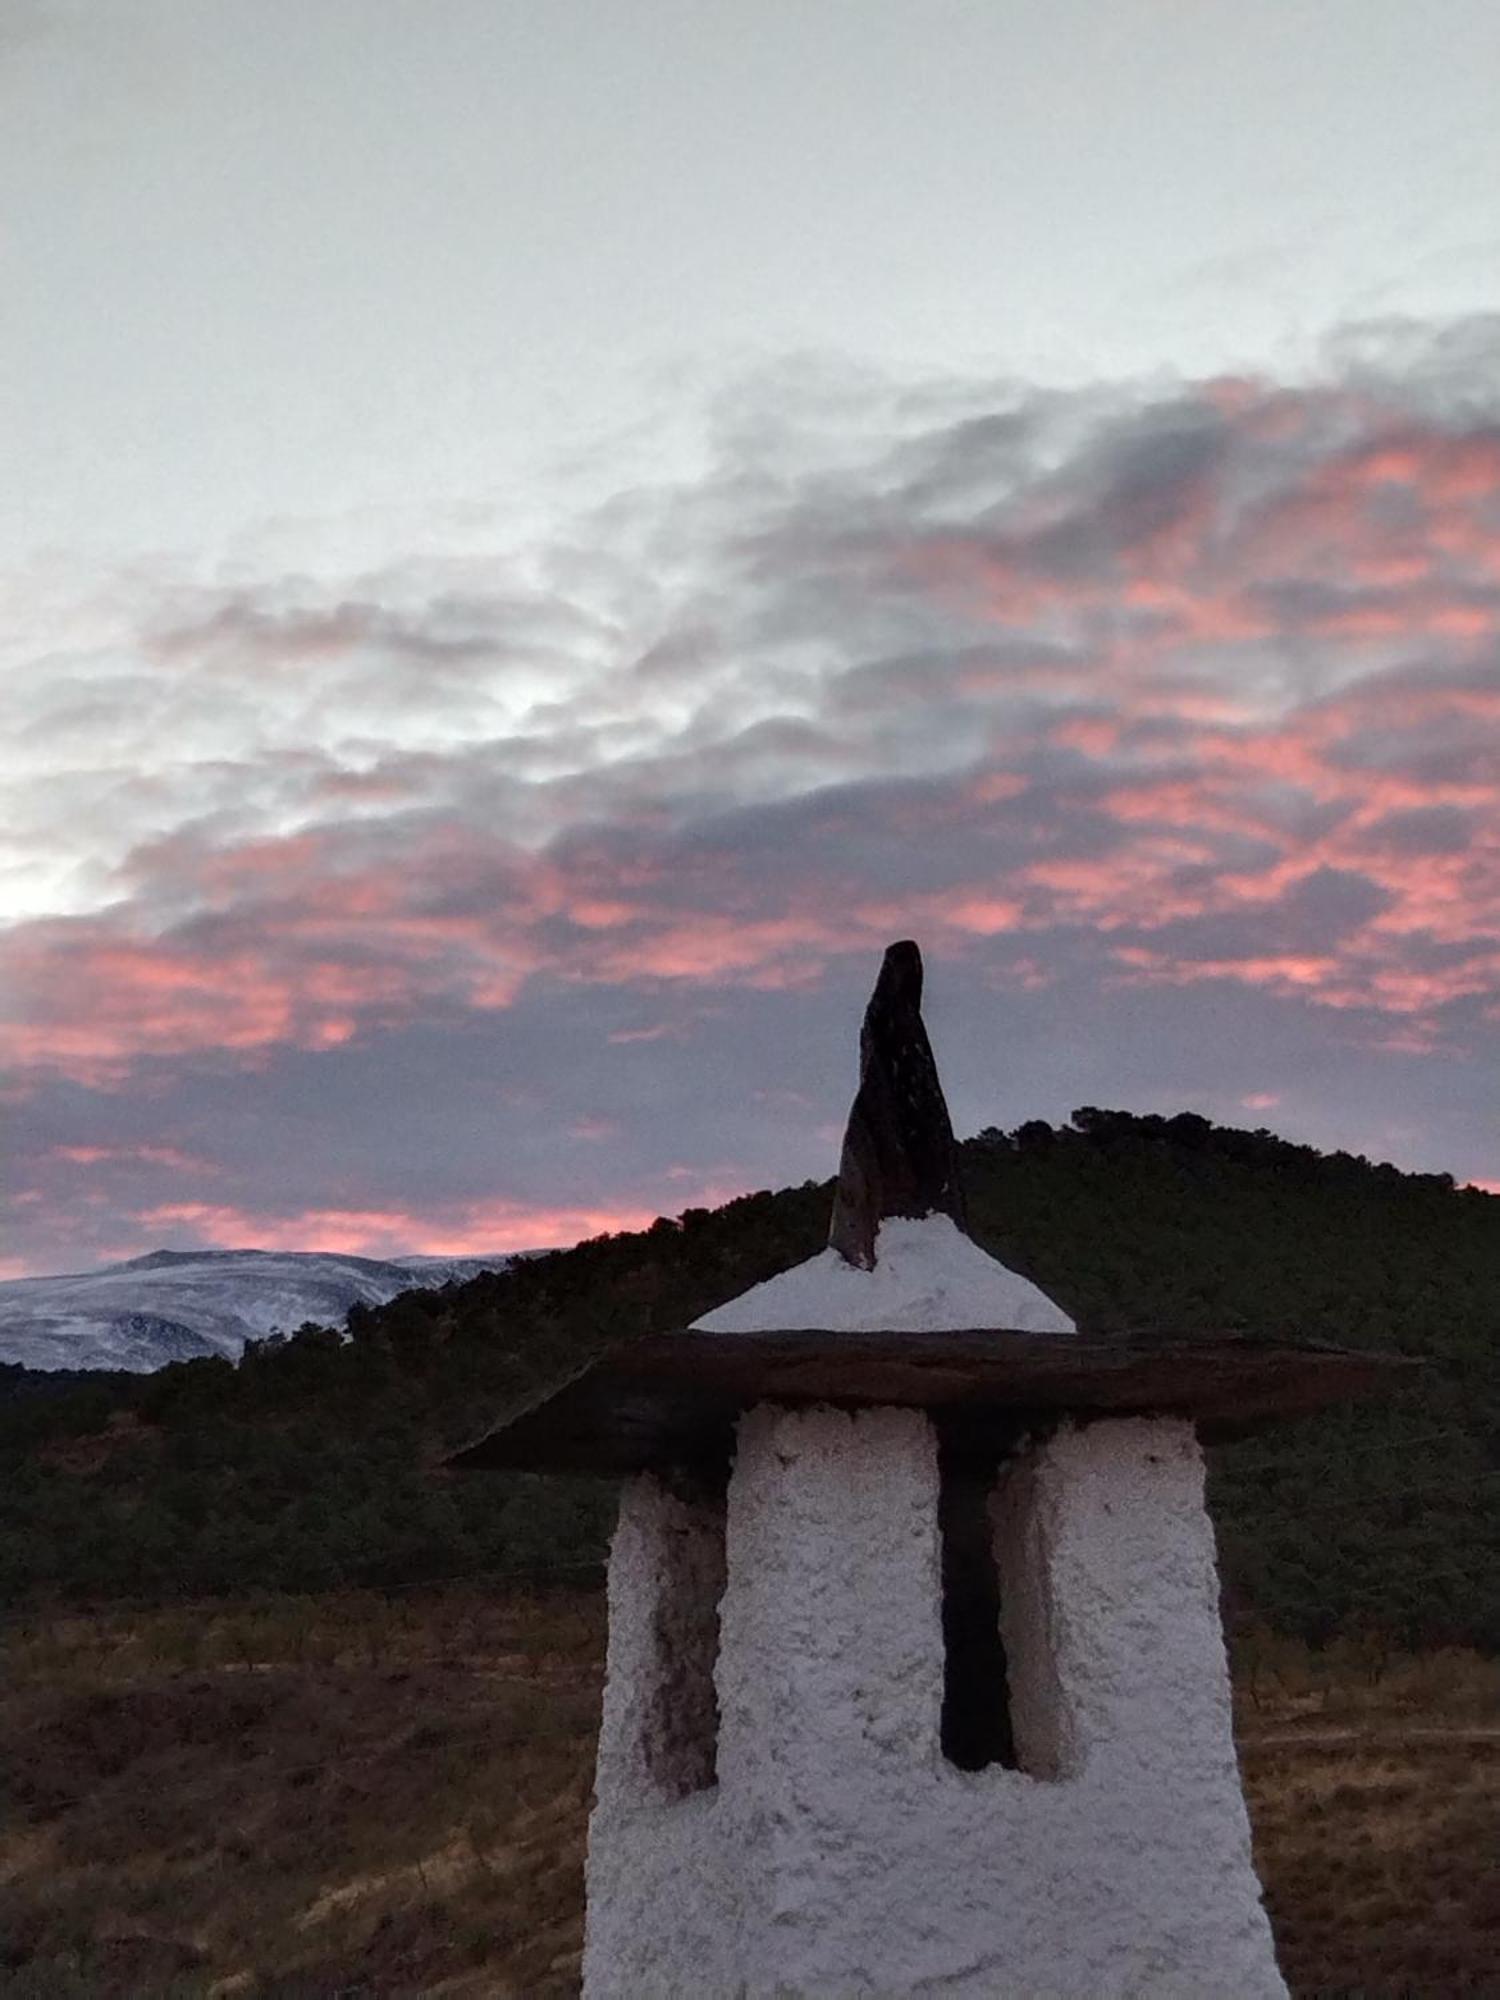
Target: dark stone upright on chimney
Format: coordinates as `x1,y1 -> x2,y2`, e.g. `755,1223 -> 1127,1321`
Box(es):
827,940 -> 968,1269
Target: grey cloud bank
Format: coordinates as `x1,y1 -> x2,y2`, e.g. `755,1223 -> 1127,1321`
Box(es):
4,329 -> 1500,1273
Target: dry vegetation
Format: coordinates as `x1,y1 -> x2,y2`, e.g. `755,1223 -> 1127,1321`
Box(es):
1234,1632 -> 1500,1997
3,1593 -> 1499,1997
0,1590 -> 604,1998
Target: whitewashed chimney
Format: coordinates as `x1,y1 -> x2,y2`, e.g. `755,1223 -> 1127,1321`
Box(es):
454,940 -> 1410,1999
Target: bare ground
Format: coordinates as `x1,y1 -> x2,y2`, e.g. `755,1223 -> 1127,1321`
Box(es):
0,1591 -> 604,1999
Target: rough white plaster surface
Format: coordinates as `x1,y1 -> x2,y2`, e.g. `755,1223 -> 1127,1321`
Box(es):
691,1212 -> 1075,1334
592,1473 -> 725,1805
585,1471 -> 740,1996
583,1406 -> 1285,2000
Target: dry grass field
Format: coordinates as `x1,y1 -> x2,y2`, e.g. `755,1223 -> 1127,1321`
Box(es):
1236,1634 -> 1500,1997
0,1590 -> 605,1998
2,1590 -> 1498,1997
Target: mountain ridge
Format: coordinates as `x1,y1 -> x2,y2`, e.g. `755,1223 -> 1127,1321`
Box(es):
0,1246 -> 517,1374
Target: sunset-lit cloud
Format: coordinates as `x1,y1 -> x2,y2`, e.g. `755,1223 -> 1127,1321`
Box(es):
5,322 -> 1500,1272
129,1197 -> 664,1260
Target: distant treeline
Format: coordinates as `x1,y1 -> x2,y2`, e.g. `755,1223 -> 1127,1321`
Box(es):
2,1109 -> 1497,1650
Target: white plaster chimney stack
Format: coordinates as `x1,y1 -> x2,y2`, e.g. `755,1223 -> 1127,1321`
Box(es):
454,941 -> 1413,1997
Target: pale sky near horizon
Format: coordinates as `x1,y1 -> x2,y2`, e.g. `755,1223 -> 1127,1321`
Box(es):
4,0 -> 1500,1276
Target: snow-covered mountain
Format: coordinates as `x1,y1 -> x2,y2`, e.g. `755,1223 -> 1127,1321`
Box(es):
0,1247 -> 515,1374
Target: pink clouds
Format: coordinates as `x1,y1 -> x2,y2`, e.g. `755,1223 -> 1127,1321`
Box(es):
1112,947 -> 1341,999
7,381 -> 1497,1086
7,338 -> 1500,1272
2,928 -> 377,1083
132,1196 -> 667,1259
53,1144 -> 209,1171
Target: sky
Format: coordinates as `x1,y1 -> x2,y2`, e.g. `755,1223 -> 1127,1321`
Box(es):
3,0 -> 1499,1278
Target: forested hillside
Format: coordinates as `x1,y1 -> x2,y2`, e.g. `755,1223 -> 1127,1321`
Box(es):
2,1110 -> 1497,1649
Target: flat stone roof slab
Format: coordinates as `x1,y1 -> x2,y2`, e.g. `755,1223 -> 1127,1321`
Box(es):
450,1327 -> 1418,1473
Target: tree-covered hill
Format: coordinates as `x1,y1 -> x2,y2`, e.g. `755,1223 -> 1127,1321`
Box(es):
2,1110 -> 1496,1649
